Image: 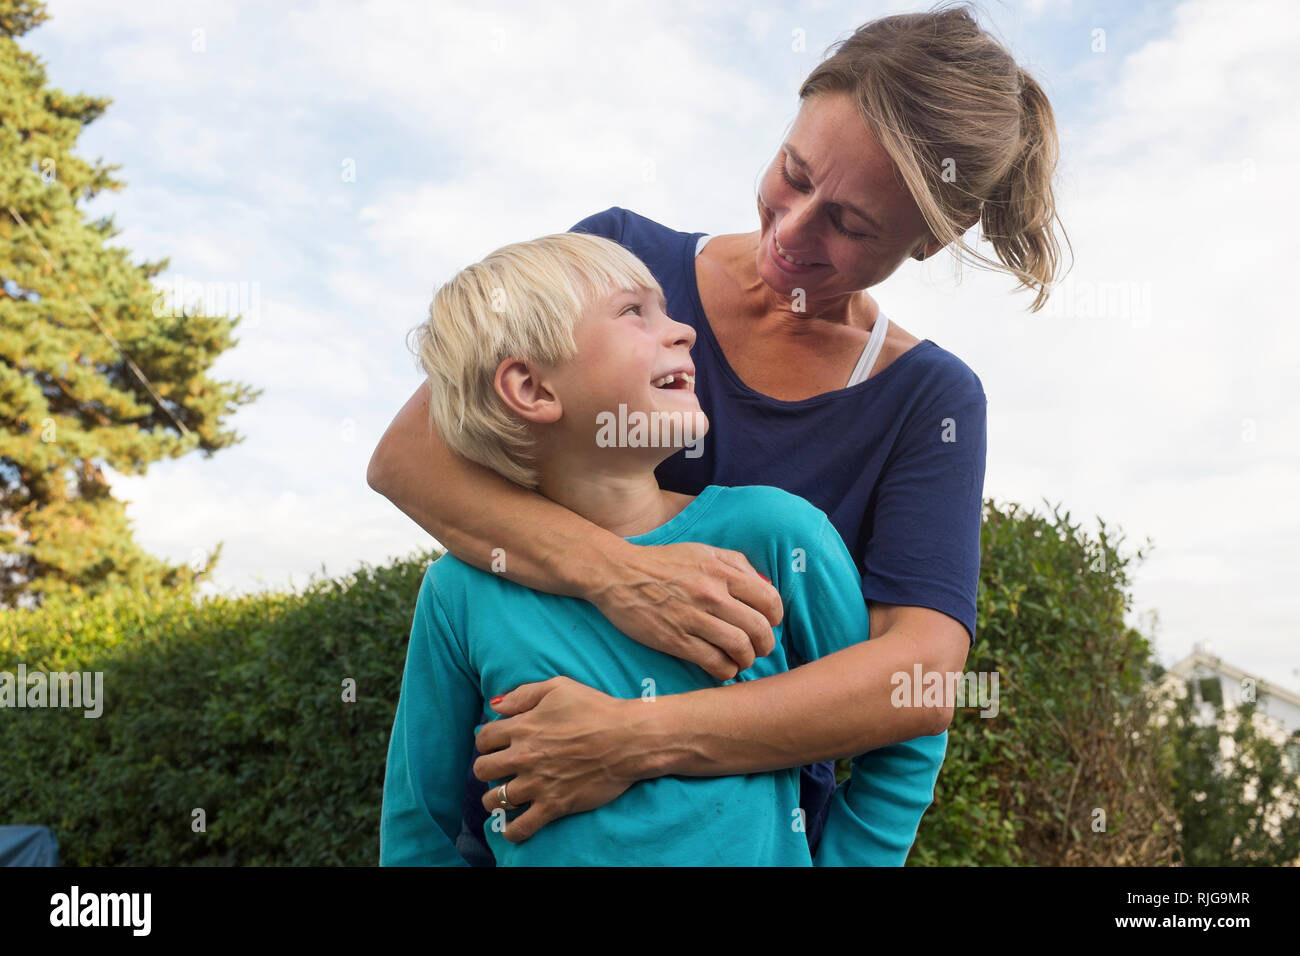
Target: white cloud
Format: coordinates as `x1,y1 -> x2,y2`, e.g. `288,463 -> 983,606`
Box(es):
883,0 -> 1300,683
107,457 -> 429,597
23,0 -> 1300,693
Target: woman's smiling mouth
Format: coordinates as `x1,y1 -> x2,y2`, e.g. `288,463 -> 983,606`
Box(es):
770,231 -> 825,272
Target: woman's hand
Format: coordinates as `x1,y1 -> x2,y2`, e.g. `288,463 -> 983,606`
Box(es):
584,541 -> 784,680
474,677 -> 666,843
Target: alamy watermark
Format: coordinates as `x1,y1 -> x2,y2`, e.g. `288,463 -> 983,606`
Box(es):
891,665 -> 999,718
152,273 -> 261,328
50,885 -> 150,936
0,663 -> 103,718
1041,276 -> 1154,325
595,404 -> 705,458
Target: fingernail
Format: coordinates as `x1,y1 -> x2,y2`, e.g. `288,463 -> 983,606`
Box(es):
758,573 -> 770,583
489,695 -> 505,706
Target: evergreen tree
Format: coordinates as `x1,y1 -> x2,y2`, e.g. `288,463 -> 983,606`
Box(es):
0,0 -> 258,606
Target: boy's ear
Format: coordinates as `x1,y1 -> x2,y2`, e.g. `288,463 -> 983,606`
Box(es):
495,357 -> 562,424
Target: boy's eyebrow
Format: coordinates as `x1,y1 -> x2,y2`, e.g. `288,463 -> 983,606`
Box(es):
613,288 -> 669,313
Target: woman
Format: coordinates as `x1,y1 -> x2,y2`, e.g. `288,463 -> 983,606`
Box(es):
368,5 -> 1064,863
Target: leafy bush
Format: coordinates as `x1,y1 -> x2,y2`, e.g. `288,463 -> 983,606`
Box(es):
3,497 -> 1192,866
906,500 -> 1178,866
0,549 -> 436,865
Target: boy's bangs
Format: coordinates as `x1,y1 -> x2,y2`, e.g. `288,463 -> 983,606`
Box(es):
556,239 -> 661,315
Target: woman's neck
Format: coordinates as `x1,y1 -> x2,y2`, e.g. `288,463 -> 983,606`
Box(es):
710,230 -> 878,331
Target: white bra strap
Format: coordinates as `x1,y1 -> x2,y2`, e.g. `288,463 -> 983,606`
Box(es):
695,234 -> 712,257
847,312 -> 890,386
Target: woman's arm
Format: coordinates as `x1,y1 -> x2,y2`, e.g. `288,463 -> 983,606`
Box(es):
474,603 -> 970,842
651,603 -> 970,769
366,380 -> 784,680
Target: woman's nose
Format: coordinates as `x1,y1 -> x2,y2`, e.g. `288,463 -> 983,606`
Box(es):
779,197 -> 819,246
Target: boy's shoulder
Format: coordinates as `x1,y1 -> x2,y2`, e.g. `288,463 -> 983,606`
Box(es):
704,484 -> 832,542
710,482 -> 818,511
419,486 -> 834,602
418,551 -> 515,618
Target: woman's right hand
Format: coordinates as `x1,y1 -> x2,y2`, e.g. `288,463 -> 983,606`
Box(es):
584,541 -> 784,680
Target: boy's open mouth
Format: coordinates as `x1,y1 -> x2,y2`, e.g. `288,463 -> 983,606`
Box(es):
651,371 -> 695,391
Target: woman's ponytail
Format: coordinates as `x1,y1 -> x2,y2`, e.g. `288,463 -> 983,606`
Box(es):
981,70 -> 1065,312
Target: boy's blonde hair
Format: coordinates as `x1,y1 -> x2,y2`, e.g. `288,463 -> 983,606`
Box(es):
411,231 -> 661,489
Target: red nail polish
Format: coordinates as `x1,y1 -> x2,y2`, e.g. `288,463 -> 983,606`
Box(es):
758,573 -> 770,583
489,695 -> 505,706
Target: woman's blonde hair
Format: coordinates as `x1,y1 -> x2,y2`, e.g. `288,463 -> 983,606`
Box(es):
799,2 -> 1069,310
410,231 -> 661,489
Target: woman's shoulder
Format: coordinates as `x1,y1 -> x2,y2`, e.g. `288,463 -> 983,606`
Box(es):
568,207 -> 699,251
877,330 -> 987,412
569,208 -> 704,291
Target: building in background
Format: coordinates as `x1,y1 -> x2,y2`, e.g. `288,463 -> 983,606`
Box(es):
1165,644 -> 1300,864
1169,645 -> 1300,744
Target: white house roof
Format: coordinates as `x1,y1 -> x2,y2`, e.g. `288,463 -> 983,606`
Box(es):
1168,649 -> 1300,711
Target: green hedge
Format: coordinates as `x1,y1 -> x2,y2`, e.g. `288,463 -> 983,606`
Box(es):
908,501 -> 1177,866
1,549 -> 434,865
2,498 -> 1180,866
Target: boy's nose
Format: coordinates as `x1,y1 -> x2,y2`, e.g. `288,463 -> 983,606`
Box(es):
665,316 -> 696,349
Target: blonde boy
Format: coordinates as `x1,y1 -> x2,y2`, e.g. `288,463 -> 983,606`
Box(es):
380,233 -> 885,866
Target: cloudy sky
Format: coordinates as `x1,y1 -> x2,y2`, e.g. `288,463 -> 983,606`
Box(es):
20,0 -> 1299,689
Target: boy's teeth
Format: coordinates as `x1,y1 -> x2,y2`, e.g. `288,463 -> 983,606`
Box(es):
652,372 -> 694,389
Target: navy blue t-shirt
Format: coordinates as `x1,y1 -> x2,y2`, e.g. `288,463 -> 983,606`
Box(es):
458,206 -> 987,864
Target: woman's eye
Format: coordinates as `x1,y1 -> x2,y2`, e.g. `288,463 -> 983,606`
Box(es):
781,156 -> 874,241
780,158 -> 811,193
833,217 -> 874,241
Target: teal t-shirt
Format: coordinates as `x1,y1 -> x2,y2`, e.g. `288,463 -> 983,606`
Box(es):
379,484 -> 944,866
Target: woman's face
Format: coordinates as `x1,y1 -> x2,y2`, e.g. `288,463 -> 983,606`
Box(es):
755,91 -> 935,300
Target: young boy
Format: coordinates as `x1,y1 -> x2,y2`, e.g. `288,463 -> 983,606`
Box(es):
380,232 -> 901,866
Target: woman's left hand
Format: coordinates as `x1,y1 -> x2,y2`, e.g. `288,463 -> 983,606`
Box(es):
474,676 -> 661,843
